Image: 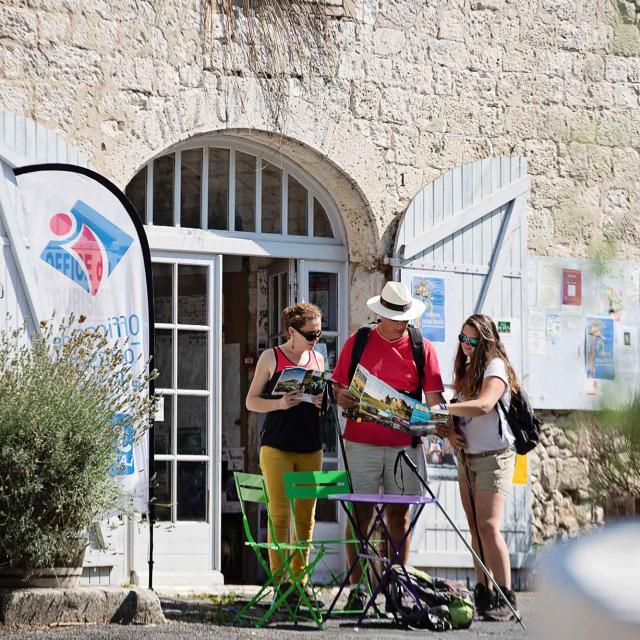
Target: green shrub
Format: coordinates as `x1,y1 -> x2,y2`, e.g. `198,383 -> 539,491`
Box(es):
0,317 -> 155,570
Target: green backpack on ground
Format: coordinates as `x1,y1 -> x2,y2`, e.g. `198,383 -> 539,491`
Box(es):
386,566 -> 475,630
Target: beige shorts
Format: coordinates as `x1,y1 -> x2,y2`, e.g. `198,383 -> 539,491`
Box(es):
459,447 -> 516,496
344,440 -> 421,495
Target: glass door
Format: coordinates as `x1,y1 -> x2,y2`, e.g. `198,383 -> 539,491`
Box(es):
134,255 -> 222,585
297,259 -> 348,581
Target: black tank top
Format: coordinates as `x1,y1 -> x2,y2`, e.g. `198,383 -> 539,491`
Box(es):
260,347 -> 322,453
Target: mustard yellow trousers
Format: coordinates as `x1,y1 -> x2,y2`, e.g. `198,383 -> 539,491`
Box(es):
259,445 -> 323,581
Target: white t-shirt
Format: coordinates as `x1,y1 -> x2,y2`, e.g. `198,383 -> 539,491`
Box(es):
458,357 -> 514,455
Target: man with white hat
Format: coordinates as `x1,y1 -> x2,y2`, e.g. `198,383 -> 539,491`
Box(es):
331,280 -> 446,611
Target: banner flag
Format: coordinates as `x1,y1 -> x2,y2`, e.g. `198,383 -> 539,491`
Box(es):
14,164 -> 153,511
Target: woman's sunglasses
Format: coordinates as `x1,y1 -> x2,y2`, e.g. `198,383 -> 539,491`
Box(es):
458,333 -> 479,348
295,327 -> 323,341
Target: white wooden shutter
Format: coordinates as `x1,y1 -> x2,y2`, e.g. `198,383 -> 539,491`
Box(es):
391,157 -> 533,582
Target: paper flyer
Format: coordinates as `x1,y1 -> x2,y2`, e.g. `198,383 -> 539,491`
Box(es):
537,262 -> 560,309
529,310 -> 546,356
412,275 -> 446,342
562,268 -> 582,305
585,317 -> 615,380
617,325 -> 638,373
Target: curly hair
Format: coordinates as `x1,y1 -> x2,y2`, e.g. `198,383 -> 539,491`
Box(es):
282,303 -> 322,331
453,314 -> 520,399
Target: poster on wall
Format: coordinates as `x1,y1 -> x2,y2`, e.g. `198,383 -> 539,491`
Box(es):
412,276 -> 445,342
562,268 -> 582,305
585,317 -> 615,380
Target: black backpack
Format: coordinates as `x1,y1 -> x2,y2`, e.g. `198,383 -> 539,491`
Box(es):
498,389 -> 541,455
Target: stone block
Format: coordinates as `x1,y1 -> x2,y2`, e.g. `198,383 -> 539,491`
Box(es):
0,7 -> 37,46
0,587 -> 165,628
612,24 -> 640,57
541,458 -> 558,491
558,458 -> 588,491
373,28 -> 405,57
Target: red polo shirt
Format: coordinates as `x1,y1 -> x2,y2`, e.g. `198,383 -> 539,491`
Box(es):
332,327 -> 444,446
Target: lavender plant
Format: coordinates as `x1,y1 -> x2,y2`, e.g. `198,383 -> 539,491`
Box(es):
0,317 -> 155,571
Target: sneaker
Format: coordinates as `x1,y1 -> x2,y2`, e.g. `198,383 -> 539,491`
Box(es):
473,582 -> 492,617
483,586 -> 518,622
345,584 -> 367,612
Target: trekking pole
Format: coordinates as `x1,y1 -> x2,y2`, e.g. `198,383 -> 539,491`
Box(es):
395,449 -> 526,631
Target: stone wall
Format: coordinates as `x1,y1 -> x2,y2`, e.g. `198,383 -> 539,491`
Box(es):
529,415 -> 604,543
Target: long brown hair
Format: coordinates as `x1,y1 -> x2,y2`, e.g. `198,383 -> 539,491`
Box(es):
453,314 -> 520,399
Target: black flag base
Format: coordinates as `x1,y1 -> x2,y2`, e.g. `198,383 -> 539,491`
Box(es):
394,449 -> 526,631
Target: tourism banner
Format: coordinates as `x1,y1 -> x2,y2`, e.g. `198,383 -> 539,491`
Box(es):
13,164 -> 153,511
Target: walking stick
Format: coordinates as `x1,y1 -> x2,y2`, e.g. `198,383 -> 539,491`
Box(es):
395,449 -> 526,630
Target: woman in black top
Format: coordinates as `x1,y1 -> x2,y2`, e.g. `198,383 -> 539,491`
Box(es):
246,303 -> 324,602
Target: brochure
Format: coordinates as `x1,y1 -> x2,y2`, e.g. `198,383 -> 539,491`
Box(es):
271,367 -> 330,403
345,364 -> 449,437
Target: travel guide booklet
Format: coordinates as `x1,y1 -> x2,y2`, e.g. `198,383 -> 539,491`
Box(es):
345,364 -> 449,437
271,367 -> 330,403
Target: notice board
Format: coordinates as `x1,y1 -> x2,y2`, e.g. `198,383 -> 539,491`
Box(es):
528,256 -> 640,410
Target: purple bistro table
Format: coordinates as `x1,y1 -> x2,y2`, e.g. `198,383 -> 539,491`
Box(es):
324,492 -> 436,627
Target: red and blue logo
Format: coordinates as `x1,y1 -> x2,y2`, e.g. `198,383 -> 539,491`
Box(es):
40,200 -> 133,296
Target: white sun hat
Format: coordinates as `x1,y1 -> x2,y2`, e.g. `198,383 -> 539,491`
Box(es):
366,281 -> 426,321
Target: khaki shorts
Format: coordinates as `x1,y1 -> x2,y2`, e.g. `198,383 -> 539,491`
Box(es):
344,440 -> 421,495
459,447 -> 516,496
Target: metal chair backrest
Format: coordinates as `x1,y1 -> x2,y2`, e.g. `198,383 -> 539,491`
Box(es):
234,472 -> 268,545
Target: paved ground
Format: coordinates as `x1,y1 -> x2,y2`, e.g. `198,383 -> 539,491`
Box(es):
0,591 -> 538,639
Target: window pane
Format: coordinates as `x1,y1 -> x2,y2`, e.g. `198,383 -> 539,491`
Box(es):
155,329 -> 173,389
313,198 -> 333,238
178,265 -> 207,325
154,395 -> 172,455
261,161 -> 282,234
152,263 -> 172,324
177,461 -> 207,521
177,396 -> 207,455
208,147 -> 229,230
178,330 -> 207,389
125,166 -> 146,225
309,272 -> 338,331
288,175 -> 307,236
235,152 -> 256,232
153,154 -> 174,226
153,461 -> 171,521
317,334 -> 337,371
181,148 -> 202,229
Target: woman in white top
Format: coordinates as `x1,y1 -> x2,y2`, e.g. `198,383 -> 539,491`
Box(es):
436,314 -> 519,622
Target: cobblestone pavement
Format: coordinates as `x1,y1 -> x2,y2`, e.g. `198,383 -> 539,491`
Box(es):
1,592 -> 537,640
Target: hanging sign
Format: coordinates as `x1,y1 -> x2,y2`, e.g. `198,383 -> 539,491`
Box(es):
14,164 -> 153,511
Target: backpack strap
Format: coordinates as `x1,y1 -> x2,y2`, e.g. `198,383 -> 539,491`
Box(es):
407,325 -> 425,397
348,326 -> 372,382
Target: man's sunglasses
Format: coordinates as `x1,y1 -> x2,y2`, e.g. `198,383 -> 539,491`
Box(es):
295,327 -> 323,341
458,334 -> 479,348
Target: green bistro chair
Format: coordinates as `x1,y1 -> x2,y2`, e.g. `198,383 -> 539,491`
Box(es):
283,470 -> 377,616
232,472 -> 326,629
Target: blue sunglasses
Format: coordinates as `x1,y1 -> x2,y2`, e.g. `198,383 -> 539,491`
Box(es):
458,333 -> 479,348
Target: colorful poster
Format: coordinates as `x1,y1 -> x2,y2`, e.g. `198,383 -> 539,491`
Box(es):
585,317 -> 615,380
562,268 -> 582,305
412,276 -> 445,342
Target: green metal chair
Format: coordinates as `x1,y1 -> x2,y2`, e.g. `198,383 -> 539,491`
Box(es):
232,472 -> 326,629
283,469 -> 377,616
